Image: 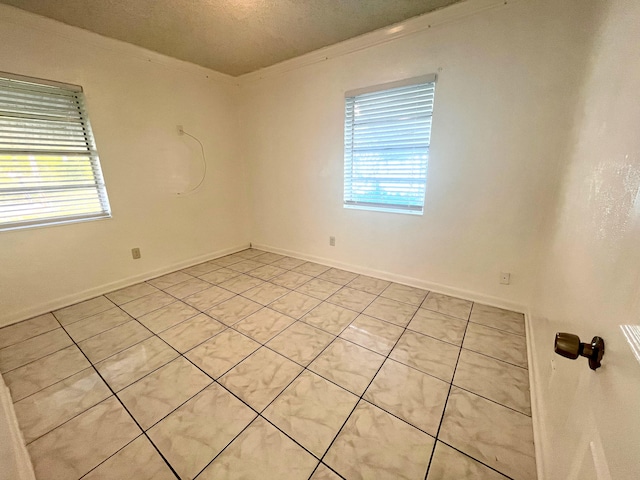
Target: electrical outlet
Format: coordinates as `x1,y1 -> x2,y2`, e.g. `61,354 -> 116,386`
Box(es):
500,272 -> 511,285
177,125 -> 184,135
329,236 -> 336,246
131,247 -> 141,259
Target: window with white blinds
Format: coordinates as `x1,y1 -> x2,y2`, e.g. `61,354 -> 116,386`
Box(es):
0,72 -> 110,231
344,74 -> 435,214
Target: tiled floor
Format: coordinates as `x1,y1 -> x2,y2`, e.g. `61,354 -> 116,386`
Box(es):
0,249 -> 537,480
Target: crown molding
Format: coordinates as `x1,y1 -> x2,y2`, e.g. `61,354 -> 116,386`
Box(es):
238,0 -> 514,84
0,4 -> 238,86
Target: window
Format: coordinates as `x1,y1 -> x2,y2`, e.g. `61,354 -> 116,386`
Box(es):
343,74 -> 436,215
0,72 -> 110,231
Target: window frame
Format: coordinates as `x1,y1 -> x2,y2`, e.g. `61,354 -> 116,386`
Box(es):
343,74 -> 436,216
0,71 -> 111,232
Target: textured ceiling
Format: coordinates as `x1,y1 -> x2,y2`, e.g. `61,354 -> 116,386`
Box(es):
1,0 -> 462,76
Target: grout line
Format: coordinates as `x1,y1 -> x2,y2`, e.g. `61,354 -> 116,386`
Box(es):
313,299 -> 427,475
423,302 -> 474,480
51,317 -> 182,480
436,440 -> 517,480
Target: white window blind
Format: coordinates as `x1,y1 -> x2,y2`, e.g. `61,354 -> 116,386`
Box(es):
344,75 -> 435,214
0,72 -> 110,231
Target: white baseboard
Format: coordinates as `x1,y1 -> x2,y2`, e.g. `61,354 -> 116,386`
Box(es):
525,308 -> 546,480
252,243 -> 527,313
1,243 -> 249,328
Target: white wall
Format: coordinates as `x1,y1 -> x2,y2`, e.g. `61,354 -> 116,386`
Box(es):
0,6 -> 250,325
238,0 -> 594,310
528,0 -> 640,478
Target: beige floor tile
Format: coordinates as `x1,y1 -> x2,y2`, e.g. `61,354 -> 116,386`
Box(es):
363,296 -> 418,326
0,313 -> 59,349
65,308 -> 133,343
271,271 -> 313,289
364,359 -> 449,436
247,264 -> 287,281
83,435 -> 176,480
53,296 -> 115,326
421,292 -> 473,320
27,397 -> 140,480
309,337 -> 385,395
271,256 -> 307,270
119,291 -> 175,318
186,329 -> 260,378
198,417 -> 317,480
181,261 -> 221,277
270,291 -> 321,319
210,254 -> 244,267
198,267 -> 241,284
105,283 -> 159,306
439,387 -> 536,480
234,308 -> 296,343
292,261 -> 331,277
0,328 -> 73,373
327,287 -> 376,312
227,259 -> 264,273
324,400 -> 435,480
427,442 -> 509,480
184,285 -> 236,311
454,349 -> 531,415
95,337 -> 178,391
267,321 -> 334,366
296,278 -> 343,300
234,248 -> 266,259
78,320 -> 152,363
3,345 -> 90,401
118,357 -> 212,429
148,383 -> 256,479
205,295 -> 262,325
463,323 -> 528,368
14,368 -> 111,443
407,308 -> 467,346
137,301 -> 199,333
219,274 -> 265,294
163,277 -> 212,299
390,330 -> 460,382
158,313 -> 226,353
241,282 -> 290,305
318,268 -> 358,285
470,303 -> 526,336
380,283 -> 428,306
347,275 -> 391,295
252,252 -> 286,264
220,347 -> 303,411
263,371 -> 358,457
339,314 -> 404,355
10,259 -> 538,480
147,271 -> 193,289
310,464 -> 343,480
301,302 -> 358,335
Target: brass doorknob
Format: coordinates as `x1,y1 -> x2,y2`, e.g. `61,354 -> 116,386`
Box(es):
554,333 -> 605,370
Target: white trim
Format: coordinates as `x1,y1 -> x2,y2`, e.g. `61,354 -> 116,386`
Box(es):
526,307 -> 547,480
0,70 -> 82,92
252,243 -> 527,313
0,4 -> 237,86
0,243 -> 249,328
345,73 -> 436,98
238,0 -> 514,83
0,376 -> 35,480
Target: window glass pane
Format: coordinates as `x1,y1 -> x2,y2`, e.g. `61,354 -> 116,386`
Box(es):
344,78 -> 435,214
0,74 -> 111,231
